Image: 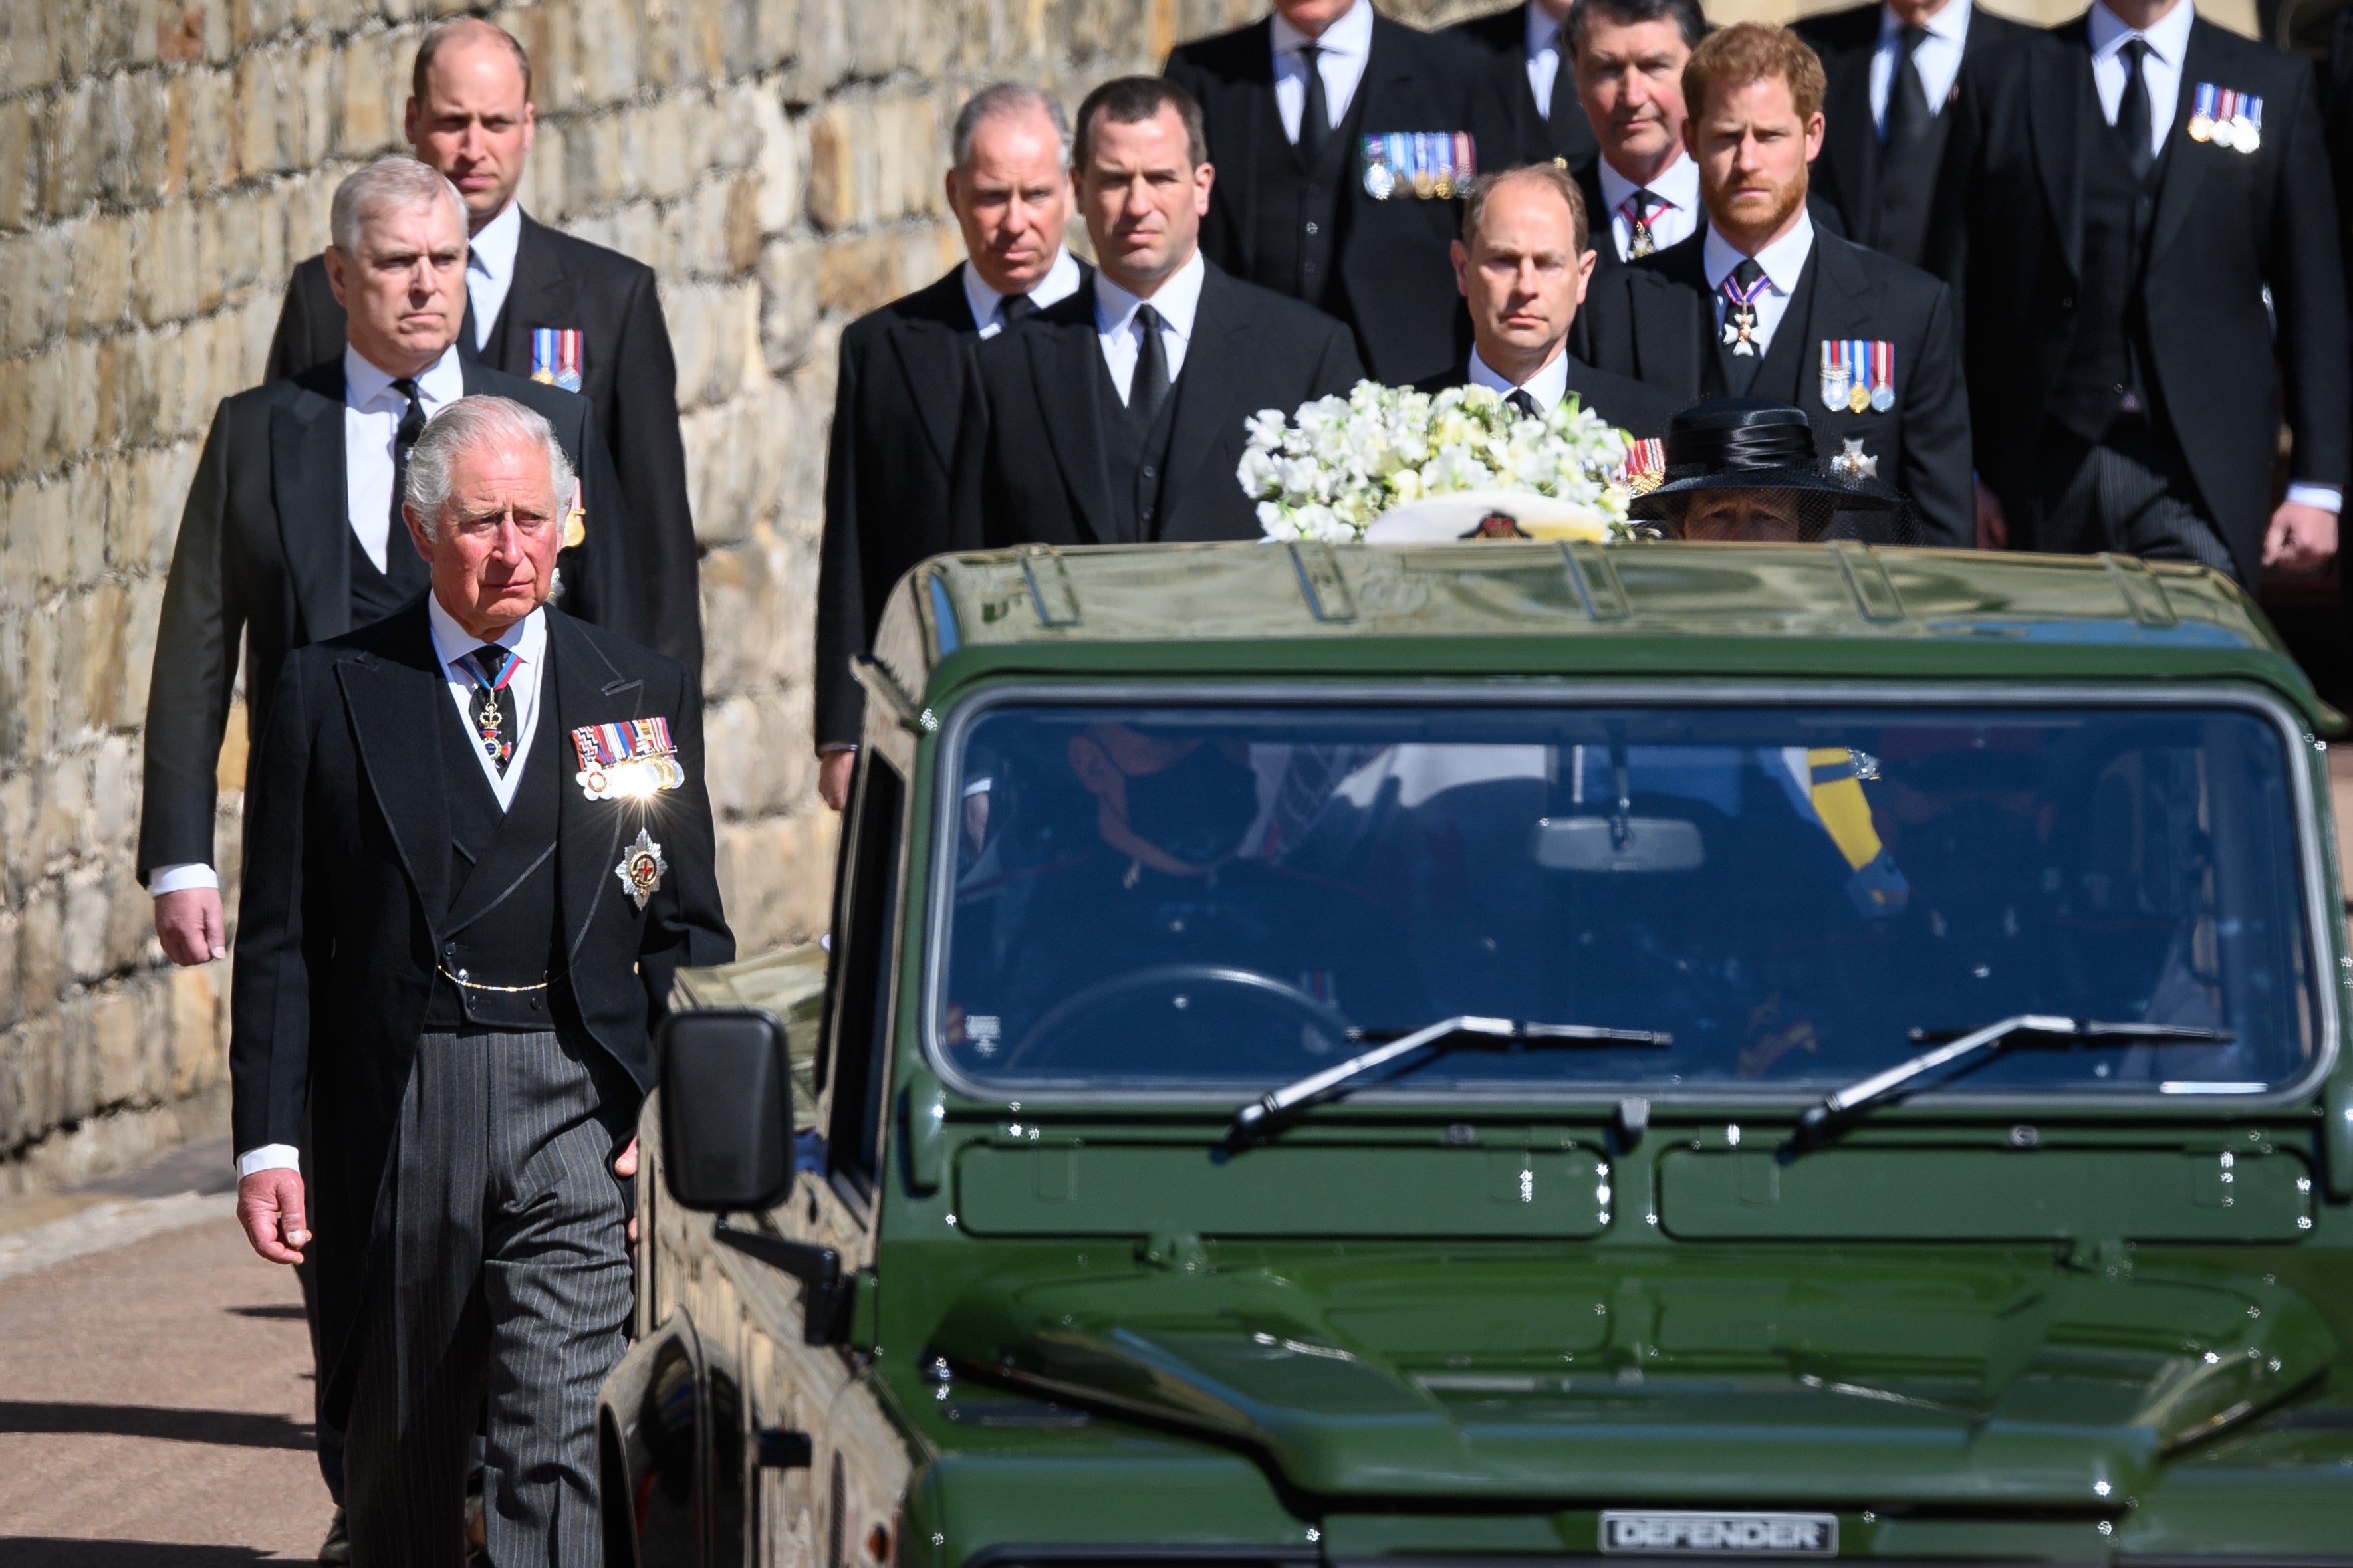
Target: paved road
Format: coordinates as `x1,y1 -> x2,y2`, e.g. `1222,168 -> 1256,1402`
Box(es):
0,1146 -> 327,1563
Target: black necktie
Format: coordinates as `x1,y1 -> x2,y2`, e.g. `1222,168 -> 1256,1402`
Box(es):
1506,389 -> 1543,420
1720,257 -> 1768,394
1620,190 -> 1660,258
1547,27 -> 1576,127
1884,23 -> 1933,146
2116,37 -> 2155,181
1299,44 -> 1332,158
1130,304 -> 1172,422
464,645 -> 519,775
390,376 -> 426,534
998,292 -> 1036,330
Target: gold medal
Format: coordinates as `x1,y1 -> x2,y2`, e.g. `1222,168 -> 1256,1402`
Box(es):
1847,382 -> 1872,415
2187,112 -> 2212,142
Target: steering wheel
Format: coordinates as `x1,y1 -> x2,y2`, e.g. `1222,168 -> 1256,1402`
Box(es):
1001,964 -> 1358,1071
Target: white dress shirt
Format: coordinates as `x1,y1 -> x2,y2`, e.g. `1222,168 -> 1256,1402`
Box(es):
1272,0 -> 1375,144
150,342 -> 467,901
1596,152 -> 1702,261
1703,210 -> 1816,357
1523,1 -> 1567,120
1095,250 -> 1207,404
1870,0 -> 1971,134
467,199 -> 524,351
236,598 -> 551,1180
961,247 -> 1084,339
1469,344 -> 1572,411
2088,0 -> 2193,158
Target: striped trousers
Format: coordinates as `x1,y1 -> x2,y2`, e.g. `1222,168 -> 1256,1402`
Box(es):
2031,421 -> 2240,580
345,1028 -> 634,1568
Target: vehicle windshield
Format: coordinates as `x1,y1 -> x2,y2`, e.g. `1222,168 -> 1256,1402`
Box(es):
931,697 -> 2320,1099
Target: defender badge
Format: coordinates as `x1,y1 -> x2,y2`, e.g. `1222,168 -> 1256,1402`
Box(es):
616,828 -> 668,909
1600,1512 -> 1838,1556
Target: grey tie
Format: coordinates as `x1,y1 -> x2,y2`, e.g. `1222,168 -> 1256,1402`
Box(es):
1130,304 -> 1171,421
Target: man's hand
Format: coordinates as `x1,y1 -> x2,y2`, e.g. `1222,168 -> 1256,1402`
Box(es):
614,1137 -> 639,1244
1974,479 -> 2009,551
819,750 -> 857,812
154,887 -> 227,966
237,1169 -> 309,1264
2263,501 -> 2338,573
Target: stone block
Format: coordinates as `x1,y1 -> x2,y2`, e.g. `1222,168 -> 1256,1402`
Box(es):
757,235 -> 822,376
2,1012 -> 66,1150
0,5 -> 59,98
184,66 -> 239,196
169,960 -> 226,1098
848,0 -> 905,78
725,172 -> 763,274
521,120 -> 566,219
0,908 -> 19,1031
156,4 -> 207,66
0,97 -> 33,232
18,885 -> 62,1022
40,80 -> 98,220
121,575 -> 167,731
805,100 -> 858,231
338,26 -> 400,156
17,608 -> 51,767
816,231 -> 904,319
749,90 -> 803,235
64,461 -> 115,590
41,752 -> 90,873
91,985 -> 144,1107
106,868 -> 154,978
92,736 -> 134,848
3,476 -> 70,600
70,213 -> 132,338
133,202 -> 201,326
744,0 -> 800,73
0,770 -> 29,901
77,580 -> 132,733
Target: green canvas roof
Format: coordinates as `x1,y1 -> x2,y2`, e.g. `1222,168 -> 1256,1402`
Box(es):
862,542 -> 2334,729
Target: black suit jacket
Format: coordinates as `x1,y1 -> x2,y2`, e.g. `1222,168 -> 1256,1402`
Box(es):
1580,227 -> 1975,546
1165,13 -> 1513,386
955,262 -> 1365,548
1797,1 -> 2040,277
138,358 -> 644,881
265,211 -> 701,669
231,601 -> 732,1420
815,263 -> 1090,751
1413,352 -> 1684,439
1449,2 -> 1599,169
1958,17 -> 2350,582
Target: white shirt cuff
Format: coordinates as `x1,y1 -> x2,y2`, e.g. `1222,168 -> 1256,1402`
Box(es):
149,863 -> 219,895
237,1144 -> 302,1178
818,743 -> 860,756
2284,483 -> 2342,514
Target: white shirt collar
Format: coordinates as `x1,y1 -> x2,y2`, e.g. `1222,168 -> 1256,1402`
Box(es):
343,340 -> 465,411
1272,0 -> 1374,61
1525,0 -> 1566,56
2088,0 -> 2193,64
468,198 -> 524,282
1703,207 -> 1816,294
961,247 -> 1084,334
1596,150 -> 1699,215
1093,249 -> 1208,342
1468,344 -> 1571,409
1881,0 -> 1971,47
427,593 -> 545,672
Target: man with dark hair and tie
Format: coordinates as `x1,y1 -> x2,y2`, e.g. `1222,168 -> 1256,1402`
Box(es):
1957,0 -> 2348,584
1164,1 -> 1511,386
955,77 -> 1363,548
1449,0 -> 1600,170
1796,0 -> 2039,272
1579,23 -> 1975,546
1418,163 -> 1681,439
266,17 -> 701,670
814,84 -> 1088,812
229,394 -> 731,1564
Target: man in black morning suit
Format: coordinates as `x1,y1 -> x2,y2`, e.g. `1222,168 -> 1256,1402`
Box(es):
957,78 -> 1364,550
1580,23 -> 1975,546
1796,0 -> 2039,273
263,18 -> 701,670
1164,0 -> 1511,386
141,158 -> 640,967
1416,162 -> 1681,441
1956,0 -> 2348,584
229,394 -> 731,1565
814,86 -> 1090,812
1449,0 -> 1600,170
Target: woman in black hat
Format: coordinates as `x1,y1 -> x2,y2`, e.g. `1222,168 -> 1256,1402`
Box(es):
1630,397 -> 1919,544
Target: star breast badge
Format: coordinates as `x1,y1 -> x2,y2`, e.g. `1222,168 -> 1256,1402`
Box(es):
616,828 -> 668,909
1830,437 -> 1879,481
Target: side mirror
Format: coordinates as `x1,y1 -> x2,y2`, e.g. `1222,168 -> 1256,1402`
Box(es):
660,1008 -> 795,1212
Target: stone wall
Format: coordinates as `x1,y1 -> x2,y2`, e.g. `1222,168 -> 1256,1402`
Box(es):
0,0 -> 2259,1192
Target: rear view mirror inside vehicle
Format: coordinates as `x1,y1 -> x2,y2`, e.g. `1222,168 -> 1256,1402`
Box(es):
1533,816 -> 1705,873
659,1008 -> 795,1212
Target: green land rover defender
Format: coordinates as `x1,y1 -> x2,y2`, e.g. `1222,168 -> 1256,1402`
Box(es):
601,539 -> 2353,1568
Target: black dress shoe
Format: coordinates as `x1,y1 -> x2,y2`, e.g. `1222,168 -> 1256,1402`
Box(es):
318,1506 -> 352,1565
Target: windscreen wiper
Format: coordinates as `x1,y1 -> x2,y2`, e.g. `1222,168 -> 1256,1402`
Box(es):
1229,1015 -> 1672,1145
1794,1014 -> 2235,1148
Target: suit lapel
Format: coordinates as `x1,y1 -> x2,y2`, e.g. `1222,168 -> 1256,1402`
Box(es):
887,271 -> 979,473
1822,47 -> 1878,241
271,367 -> 354,644
487,213 -> 568,377
335,604 -> 452,930
1029,310 -> 1120,544
547,610 -> 645,967
2145,23 -> 2215,269
1157,269 -> 1252,526
1647,237 -> 1713,397
2030,27 -> 2091,281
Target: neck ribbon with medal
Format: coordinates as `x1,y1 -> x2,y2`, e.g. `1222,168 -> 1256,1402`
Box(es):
1721,266 -> 1773,357
467,647 -> 522,769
